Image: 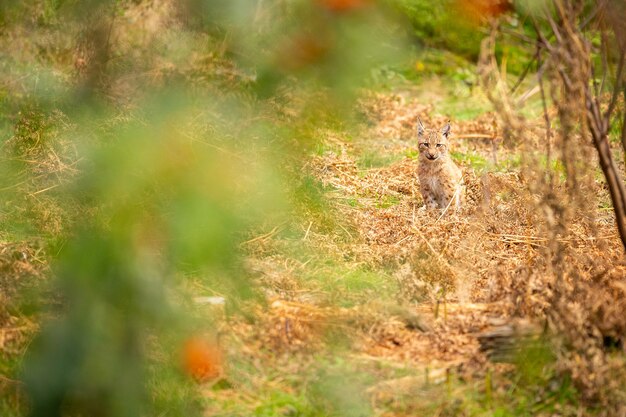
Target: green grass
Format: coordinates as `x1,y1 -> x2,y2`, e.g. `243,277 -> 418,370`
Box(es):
451,150 -> 491,172
438,95 -> 493,121
344,196 -> 361,208
198,336 -> 581,417
146,360 -> 204,417
310,263 -> 398,308
356,151 -> 403,170
450,150 -> 522,173
253,391 -> 315,417
314,141 -> 347,157
405,149 -> 419,159
376,195 -> 400,209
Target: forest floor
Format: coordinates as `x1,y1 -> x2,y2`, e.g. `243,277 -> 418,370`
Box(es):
2,72 -> 624,416
193,81 -> 623,416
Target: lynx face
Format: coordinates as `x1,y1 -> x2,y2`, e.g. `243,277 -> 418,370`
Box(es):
417,119 -> 451,161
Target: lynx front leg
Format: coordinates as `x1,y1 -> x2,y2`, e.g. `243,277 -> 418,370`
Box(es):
454,184 -> 465,212
421,191 -> 439,210
440,189 -> 460,212
439,181 -> 463,213
426,198 -> 439,210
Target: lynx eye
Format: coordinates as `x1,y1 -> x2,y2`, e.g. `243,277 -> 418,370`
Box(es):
436,143 -> 443,148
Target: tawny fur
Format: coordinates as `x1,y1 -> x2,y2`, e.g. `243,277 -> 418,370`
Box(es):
417,119 -> 464,211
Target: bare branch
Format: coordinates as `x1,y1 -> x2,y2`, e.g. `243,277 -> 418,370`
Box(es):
510,55 -> 538,94
557,67 -> 573,91
500,27 -> 536,45
579,0 -> 607,31
546,2 -> 564,44
586,87 -> 626,250
622,88 -> 626,157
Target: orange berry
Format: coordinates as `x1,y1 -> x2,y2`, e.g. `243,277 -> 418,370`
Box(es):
315,0 -> 370,13
279,35 -> 330,71
182,337 -> 223,383
454,0 -> 513,23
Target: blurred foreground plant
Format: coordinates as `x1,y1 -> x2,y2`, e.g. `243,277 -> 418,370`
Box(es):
0,0 -> 410,416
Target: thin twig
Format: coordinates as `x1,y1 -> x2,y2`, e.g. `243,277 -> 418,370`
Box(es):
30,183 -> 61,196
302,221 -> 313,241
548,1 -> 565,44
510,57 -> 537,94
240,225 -> 281,246
455,133 -> 499,140
435,178 -> 464,224
579,0 -> 607,31
621,86 -> 626,157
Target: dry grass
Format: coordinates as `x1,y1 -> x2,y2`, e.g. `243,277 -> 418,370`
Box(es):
217,87 -> 626,415
0,241 -> 46,413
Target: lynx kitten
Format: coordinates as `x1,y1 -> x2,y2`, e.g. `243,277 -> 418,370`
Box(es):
417,118 -> 464,211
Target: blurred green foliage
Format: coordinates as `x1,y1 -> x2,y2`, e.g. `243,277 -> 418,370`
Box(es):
0,1 -> 409,416
393,0 -> 485,60
392,0 -> 534,75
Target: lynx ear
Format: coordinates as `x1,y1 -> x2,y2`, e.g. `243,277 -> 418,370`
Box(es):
441,121 -> 451,137
417,118 -> 425,137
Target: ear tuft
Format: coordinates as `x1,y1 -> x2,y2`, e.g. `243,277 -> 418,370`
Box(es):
441,121 -> 451,137
417,117 -> 425,136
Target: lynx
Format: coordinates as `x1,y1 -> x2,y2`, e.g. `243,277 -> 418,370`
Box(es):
417,118 -> 464,211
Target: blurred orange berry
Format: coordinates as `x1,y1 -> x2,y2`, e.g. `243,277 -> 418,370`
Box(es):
279,34 -> 330,71
454,0 -> 513,24
182,337 -> 223,383
315,0 -> 370,13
